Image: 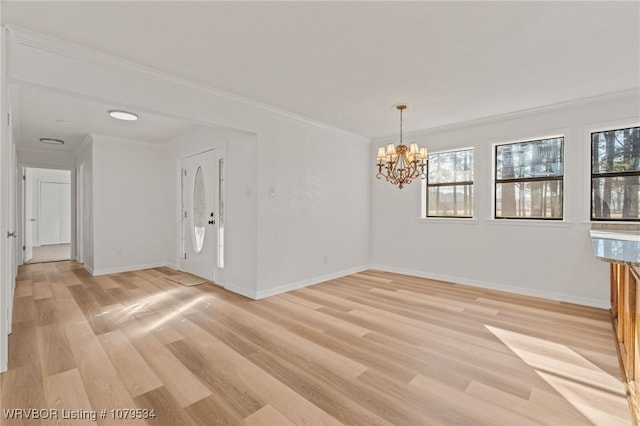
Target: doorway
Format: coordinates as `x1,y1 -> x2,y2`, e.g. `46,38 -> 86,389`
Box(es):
179,149 -> 225,283
23,167 -> 72,264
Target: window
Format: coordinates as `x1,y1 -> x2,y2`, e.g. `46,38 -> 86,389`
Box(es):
591,126 -> 640,221
495,137 -> 564,219
426,148 -> 473,217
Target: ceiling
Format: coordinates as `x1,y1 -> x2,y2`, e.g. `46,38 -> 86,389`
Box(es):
13,85 -> 202,152
2,1 -> 639,146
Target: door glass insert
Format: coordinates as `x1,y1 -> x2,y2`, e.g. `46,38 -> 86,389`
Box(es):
193,166 -> 206,253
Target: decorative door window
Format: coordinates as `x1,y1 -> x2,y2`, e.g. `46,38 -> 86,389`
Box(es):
192,166 -> 206,253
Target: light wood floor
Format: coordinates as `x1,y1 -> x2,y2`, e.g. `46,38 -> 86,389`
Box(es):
25,244 -> 71,264
0,261 -> 631,425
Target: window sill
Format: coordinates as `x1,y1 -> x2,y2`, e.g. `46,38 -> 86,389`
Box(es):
418,217 -> 479,225
485,219 -> 573,227
583,220 -> 640,225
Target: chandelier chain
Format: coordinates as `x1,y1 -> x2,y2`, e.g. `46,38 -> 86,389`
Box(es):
399,108 -> 403,145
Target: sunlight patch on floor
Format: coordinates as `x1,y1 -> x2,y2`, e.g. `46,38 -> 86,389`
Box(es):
144,296 -> 206,333
121,288 -> 180,317
486,325 -> 630,426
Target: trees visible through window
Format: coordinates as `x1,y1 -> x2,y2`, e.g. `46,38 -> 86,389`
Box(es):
591,126 -> 640,221
426,149 -> 473,217
495,137 -> 564,219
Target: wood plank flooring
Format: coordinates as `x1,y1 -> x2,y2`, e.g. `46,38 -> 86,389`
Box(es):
26,245 -> 71,264
0,261 -> 632,425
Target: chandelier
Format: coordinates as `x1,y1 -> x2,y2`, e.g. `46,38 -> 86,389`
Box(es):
376,104 -> 427,189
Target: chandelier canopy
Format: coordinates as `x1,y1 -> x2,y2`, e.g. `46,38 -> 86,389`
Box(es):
376,104 -> 427,189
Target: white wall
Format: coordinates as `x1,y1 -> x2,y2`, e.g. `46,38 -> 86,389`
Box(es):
256,119 -> 371,298
9,34 -> 372,298
17,148 -> 76,168
0,19 -> 11,372
371,91 -> 640,308
76,137 -> 93,272
91,134 -> 166,275
226,132 -> 258,295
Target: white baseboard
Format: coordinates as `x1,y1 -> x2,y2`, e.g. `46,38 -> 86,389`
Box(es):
84,263 -> 95,275
254,265 -> 370,300
80,260 -> 607,309
224,282 -> 258,300
165,262 -> 179,271
370,264 -> 609,309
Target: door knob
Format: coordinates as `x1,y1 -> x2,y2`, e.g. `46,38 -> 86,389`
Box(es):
7,231 -> 17,238
208,220 -> 215,225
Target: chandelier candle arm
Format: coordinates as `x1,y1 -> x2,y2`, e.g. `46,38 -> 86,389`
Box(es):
420,147 -> 428,161
375,104 -> 428,189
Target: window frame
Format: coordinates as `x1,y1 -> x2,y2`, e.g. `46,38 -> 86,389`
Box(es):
590,125 -> 640,222
493,136 -> 565,221
424,147 -> 474,219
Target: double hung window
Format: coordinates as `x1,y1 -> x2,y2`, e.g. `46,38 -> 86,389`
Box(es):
591,126 -> 640,221
494,137 -> 564,219
426,149 -> 474,218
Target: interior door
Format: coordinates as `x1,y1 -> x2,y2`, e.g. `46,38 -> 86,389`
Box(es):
39,182 -> 70,245
23,171 -> 33,262
59,183 -> 71,244
39,182 -> 61,245
180,150 -> 217,281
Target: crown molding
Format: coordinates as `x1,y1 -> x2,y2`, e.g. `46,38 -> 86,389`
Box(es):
74,133 -> 93,155
6,25 -> 370,143
80,133 -> 93,146
373,88 -> 640,143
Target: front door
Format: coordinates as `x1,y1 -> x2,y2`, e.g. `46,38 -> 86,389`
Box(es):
180,150 -> 217,282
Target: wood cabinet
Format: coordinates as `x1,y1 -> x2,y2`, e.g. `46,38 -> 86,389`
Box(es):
611,262 -> 640,425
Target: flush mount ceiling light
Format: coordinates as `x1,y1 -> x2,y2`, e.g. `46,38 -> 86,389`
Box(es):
108,110 -> 138,121
40,138 -> 65,145
376,104 -> 427,189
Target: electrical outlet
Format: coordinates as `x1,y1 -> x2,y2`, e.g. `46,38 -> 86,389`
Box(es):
323,254 -> 328,264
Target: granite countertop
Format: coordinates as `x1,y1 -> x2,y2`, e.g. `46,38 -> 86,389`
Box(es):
591,230 -> 640,266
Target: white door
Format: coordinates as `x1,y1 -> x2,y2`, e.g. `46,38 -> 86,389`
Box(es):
39,182 -> 70,245
23,171 -> 33,262
77,164 -> 84,264
180,150 -> 217,281
59,183 -> 71,244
